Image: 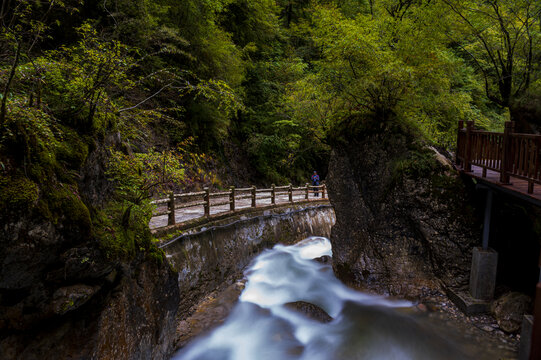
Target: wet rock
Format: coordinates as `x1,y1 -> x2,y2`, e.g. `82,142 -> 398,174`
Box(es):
52,284 -> 99,315
0,134 -> 179,359
285,301 -> 333,323
491,292 -> 531,333
1,257 -> 179,360
314,255 -> 331,264
46,247 -> 114,283
480,325 -> 495,332
61,247 -> 114,280
92,260 -> 180,360
176,281 -> 245,349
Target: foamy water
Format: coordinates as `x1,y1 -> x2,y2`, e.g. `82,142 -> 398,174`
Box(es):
173,237 -> 480,360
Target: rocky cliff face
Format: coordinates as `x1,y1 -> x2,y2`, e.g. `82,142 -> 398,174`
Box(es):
0,220 -> 179,360
0,136 -> 180,359
327,121 -> 480,299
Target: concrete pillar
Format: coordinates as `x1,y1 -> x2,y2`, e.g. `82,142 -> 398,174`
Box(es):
469,247 -> 498,301
482,189 -> 493,250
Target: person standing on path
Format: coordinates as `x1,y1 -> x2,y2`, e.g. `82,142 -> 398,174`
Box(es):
311,171 -> 320,197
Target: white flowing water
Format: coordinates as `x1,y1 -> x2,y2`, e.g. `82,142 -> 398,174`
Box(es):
173,237 -> 488,360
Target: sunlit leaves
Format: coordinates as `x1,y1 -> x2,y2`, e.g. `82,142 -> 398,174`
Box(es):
18,23 -> 135,132
195,79 -> 244,117
298,4 -> 414,121
106,148 -> 185,204
286,1 -> 507,147
0,96 -> 59,164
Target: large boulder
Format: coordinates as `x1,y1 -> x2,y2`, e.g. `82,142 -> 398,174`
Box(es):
327,120 -> 480,298
491,292 -> 531,333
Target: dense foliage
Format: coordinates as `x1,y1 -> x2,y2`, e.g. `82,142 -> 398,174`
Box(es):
1,0 -> 540,257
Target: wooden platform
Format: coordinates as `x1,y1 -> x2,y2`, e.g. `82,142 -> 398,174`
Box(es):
461,164 -> 541,206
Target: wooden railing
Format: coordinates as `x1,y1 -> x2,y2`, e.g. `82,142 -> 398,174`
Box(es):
151,183 -> 328,227
456,120 -> 541,193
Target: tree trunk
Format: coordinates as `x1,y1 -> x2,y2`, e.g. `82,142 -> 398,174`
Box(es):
0,41 -> 21,125
286,3 -> 292,28
510,103 -> 535,134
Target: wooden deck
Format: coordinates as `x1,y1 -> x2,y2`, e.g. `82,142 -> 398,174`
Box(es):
461,165 -> 541,206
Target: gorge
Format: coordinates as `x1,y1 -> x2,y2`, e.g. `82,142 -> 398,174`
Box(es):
1,121 -> 536,359
2,1 -> 541,359
1,118 -> 535,360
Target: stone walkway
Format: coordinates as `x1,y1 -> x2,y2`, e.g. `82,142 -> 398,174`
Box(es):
149,192 -> 326,229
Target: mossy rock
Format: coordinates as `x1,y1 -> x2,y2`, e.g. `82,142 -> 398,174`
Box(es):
40,184 -> 92,240
147,247 -> 165,264
0,175 -> 39,215
94,202 -> 157,261
56,129 -> 89,170
391,148 -> 440,184
27,161 -> 58,186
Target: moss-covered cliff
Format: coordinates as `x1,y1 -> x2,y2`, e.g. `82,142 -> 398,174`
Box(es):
0,132 -> 180,359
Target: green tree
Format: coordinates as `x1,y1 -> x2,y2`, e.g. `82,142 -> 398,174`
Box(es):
441,0 -> 541,130
0,0 -> 81,124
285,2 -> 499,148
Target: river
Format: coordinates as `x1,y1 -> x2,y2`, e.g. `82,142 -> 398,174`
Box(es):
172,237 -> 506,360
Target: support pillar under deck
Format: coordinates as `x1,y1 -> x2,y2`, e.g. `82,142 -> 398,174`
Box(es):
482,189 -> 493,250
469,188 -> 497,301
469,247 -> 498,301
447,187 -> 498,315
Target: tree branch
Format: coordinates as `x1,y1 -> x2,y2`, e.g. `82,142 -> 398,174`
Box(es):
118,83 -> 172,113
0,40 -> 21,125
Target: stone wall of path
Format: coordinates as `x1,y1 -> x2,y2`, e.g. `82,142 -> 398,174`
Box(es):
159,203 -> 336,316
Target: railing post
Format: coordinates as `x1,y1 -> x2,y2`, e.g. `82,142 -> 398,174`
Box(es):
251,185 -> 256,207
271,184 -> 276,205
534,137 -> 541,194
457,120 -> 464,166
322,183 -> 326,199
305,183 -> 309,200
288,184 -> 293,203
500,121 -> 513,184
528,140 -> 536,194
464,120 -> 473,172
204,187 -> 210,216
168,192 -> 175,226
230,186 -> 235,211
